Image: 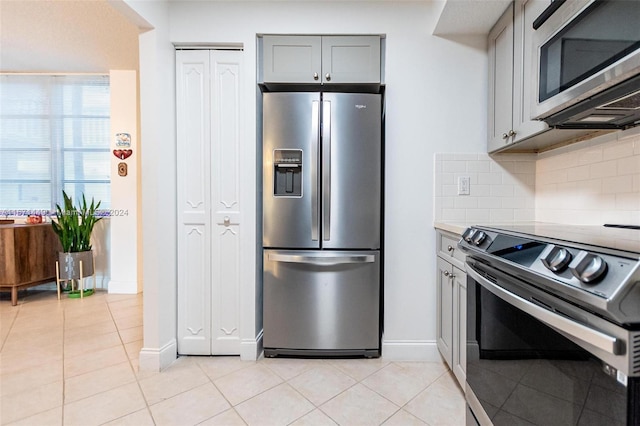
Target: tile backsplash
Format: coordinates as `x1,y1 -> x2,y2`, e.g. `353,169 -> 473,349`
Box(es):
434,128 -> 640,226
434,153 -> 536,223
536,130 -> 640,226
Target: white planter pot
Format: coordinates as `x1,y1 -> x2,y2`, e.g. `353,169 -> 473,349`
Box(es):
58,251 -> 94,280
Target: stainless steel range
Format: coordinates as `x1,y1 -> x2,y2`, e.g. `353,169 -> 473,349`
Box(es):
459,223 -> 640,426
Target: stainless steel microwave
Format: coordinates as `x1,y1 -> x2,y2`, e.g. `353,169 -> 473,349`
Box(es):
532,0 -> 640,129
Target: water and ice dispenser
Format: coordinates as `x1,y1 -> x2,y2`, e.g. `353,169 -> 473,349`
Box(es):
273,149 -> 302,197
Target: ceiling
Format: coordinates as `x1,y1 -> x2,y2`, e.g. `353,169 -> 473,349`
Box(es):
0,0 -> 140,73
433,0 -> 512,35
0,0 -> 510,73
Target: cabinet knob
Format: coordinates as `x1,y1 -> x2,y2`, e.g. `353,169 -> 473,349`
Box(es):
325,73 -> 331,81
313,72 -> 319,81
444,270 -> 455,279
223,216 -> 231,226
508,130 -> 517,137
502,133 -> 509,139
447,245 -> 454,252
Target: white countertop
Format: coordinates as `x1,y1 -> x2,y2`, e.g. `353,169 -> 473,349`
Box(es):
433,222 -> 470,236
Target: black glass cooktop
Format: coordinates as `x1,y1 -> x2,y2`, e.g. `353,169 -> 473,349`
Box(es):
477,222 -> 640,255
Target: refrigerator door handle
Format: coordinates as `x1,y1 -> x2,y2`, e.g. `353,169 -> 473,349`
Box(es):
268,253 -> 375,265
322,100 -> 331,241
311,100 -> 320,241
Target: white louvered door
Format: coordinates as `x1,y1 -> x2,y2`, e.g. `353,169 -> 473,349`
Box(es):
176,49 -> 243,355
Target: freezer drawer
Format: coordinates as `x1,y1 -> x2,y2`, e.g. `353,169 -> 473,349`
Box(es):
263,249 -> 380,357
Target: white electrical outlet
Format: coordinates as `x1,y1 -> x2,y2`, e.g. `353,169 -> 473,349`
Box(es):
458,176 -> 470,195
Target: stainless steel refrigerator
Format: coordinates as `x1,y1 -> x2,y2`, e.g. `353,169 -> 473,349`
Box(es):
262,92 -> 382,357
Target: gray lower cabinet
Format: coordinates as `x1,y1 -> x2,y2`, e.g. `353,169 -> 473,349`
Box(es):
436,256 -> 455,367
261,35 -> 380,84
436,229 -> 467,387
451,264 -> 466,386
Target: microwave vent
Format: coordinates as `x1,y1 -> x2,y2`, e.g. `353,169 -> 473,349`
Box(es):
598,90 -> 640,111
545,74 -> 640,130
632,332 -> 640,376
577,114 -> 625,123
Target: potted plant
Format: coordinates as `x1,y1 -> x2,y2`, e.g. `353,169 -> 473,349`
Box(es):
51,190 -> 102,297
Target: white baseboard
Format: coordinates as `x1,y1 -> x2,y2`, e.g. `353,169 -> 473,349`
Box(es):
381,339 -> 442,361
139,338 -> 177,372
108,279 -> 139,294
240,330 -> 263,361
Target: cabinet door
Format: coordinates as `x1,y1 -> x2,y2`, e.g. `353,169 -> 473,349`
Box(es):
262,36 -> 322,83
437,230 -> 465,270
176,50 -> 244,356
210,50 -> 243,355
487,3 -> 514,153
436,256 -> 454,368
177,50 -> 212,355
452,266 -> 467,387
321,36 -> 380,84
512,0 -> 548,142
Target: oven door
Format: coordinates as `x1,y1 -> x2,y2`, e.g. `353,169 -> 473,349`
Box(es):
465,260 -> 639,426
533,0 -> 640,120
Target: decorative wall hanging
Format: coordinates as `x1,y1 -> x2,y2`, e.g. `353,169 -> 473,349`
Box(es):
118,162 -> 128,177
113,149 -> 133,160
115,132 -> 132,148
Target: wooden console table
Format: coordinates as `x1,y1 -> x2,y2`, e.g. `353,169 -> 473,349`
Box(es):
0,223 -> 61,305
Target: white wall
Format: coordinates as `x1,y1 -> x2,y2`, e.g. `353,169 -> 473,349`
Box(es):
170,0 -> 488,361
126,0 -> 488,367
121,0 -> 179,371
91,219 -> 110,288
109,70 -> 140,294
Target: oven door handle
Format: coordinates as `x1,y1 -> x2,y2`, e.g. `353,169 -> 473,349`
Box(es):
467,267 -> 621,356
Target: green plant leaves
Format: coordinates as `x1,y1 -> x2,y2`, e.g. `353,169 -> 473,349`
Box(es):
51,190 -> 102,252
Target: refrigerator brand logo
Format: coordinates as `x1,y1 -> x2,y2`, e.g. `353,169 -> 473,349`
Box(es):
355,104 -> 367,109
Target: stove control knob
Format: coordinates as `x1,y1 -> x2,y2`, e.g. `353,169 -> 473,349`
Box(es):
569,252 -> 608,283
541,246 -> 572,272
462,228 -> 476,243
472,231 -> 486,245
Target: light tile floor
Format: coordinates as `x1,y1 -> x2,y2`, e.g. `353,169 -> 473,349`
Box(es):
0,288 -> 465,426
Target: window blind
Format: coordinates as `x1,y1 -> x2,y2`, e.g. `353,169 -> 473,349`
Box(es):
0,75 -> 111,215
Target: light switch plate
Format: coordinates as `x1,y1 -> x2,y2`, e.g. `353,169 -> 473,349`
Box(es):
458,176 -> 470,195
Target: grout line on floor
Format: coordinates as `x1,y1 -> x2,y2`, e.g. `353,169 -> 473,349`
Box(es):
0,303 -> 19,352
61,303 -> 67,425
106,294 -> 158,425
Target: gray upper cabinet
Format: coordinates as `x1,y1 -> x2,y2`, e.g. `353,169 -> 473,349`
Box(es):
262,35 -> 380,84
262,36 -> 322,83
487,3 -> 515,153
321,36 -> 380,84
512,1 -> 548,143
488,0 -> 548,153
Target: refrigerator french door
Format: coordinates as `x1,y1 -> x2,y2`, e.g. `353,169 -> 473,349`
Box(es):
262,92 -> 382,357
